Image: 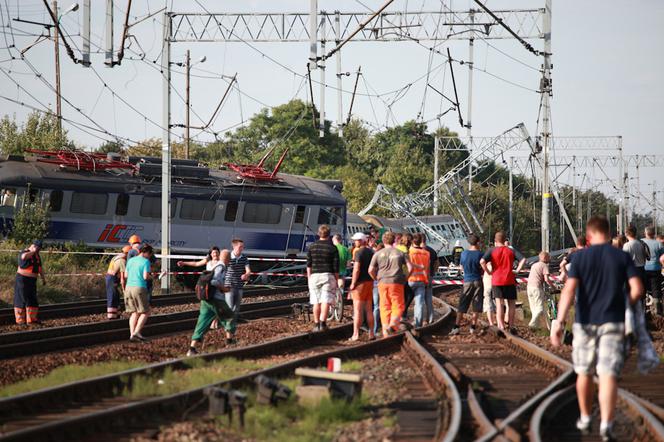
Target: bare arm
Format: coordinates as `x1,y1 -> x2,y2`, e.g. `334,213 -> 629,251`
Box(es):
480,258 -> 491,275
551,278 -> 577,346
350,261 -> 361,290
177,258 -> 208,268
306,266 -> 312,279
627,275 -> 644,305
515,258 -> 526,273
241,264 -> 251,281
368,264 -> 378,281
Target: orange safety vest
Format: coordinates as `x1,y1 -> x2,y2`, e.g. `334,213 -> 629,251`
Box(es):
408,246 -> 430,283
16,249 -> 42,278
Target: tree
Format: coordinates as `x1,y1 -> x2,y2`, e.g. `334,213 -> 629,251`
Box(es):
0,112 -> 70,155
96,140 -> 124,154
11,196 -> 50,245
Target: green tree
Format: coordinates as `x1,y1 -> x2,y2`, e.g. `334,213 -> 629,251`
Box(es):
0,112 -> 70,154
11,197 -> 50,244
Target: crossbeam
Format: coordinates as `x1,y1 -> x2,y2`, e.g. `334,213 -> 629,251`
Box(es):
168,9 -> 543,43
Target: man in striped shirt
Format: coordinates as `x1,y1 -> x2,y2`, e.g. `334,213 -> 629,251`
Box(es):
307,225 -> 339,331
224,238 -> 251,339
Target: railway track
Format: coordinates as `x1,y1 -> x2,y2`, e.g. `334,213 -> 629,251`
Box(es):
0,295 -> 309,359
0,285 -> 306,325
0,290 -> 459,442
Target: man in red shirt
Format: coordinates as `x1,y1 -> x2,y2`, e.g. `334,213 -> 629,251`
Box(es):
480,231 -> 526,332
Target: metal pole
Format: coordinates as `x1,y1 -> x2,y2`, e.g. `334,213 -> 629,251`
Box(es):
82,0 -> 90,66
335,11 -> 343,137
53,1 -> 62,138
308,0 -> 317,71
161,12 -> 171,294
319,15 -> 325,138
185,49 -> 190,159
105,0 -> 113,66
467,9 -> 475,194
433,136 -> 439,215
618,138 -> 624,232
509,156 -> 514,241
654,181 -> 658,235
540,0 -> 552,253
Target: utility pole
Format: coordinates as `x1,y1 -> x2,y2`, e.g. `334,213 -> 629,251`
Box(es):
184,50 -> 190,159
433,136 -> 439,215
467,9 -> 475,194
161,12 -> 171,294
53,0 -> 62,137
82,0 -> 90,66
654,181 -> 658,235
618,138 -> 625,232
335,11 -> 343,137
105,0 -> 113,66
319,15 -> 326,138
539,0 -> 552,252
509,156 -> 514,241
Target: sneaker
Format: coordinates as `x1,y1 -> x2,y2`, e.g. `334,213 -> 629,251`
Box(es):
469,326 -> 476,335
133,333 -> 149,342
312,323 -> 321,332
226,337 -> 237,345
186,347 -> 198,357
509,327 -> 518,335
600,424 -> 615,442
320,322 -> 328,331
576,416 -> 591,433
449,326 -> 460,336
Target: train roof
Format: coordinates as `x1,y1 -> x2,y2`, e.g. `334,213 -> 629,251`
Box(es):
346,212 -> 369,224
0,155 -> 345,206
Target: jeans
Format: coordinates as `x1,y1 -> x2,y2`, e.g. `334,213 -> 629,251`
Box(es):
225,287 -> 243,331
403,283 -> 414,320
409,281 -> 427,327
373,283 -> 381,334
424,283 -> 434,323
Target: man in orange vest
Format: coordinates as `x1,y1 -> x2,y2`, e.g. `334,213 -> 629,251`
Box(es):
408,233 -> 431,327
105,245 -> 131,319
14,240 -> 46,325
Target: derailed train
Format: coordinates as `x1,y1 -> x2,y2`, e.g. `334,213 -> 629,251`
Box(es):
0,152 -> 468,257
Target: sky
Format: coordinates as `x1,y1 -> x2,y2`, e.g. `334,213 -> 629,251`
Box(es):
0,0 -> 662,220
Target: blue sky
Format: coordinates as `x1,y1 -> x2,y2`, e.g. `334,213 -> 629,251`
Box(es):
1,0 -> 662,219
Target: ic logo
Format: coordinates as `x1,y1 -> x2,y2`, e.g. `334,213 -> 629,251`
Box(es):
98,224 -> 143,243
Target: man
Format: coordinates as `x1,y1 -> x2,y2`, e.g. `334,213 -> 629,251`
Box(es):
480,231 -> 526,332
451,234 -> 483,335
642,226 -> 664,315
369,231 -> 413,336
224,238 -> 251,329
527,251 -> 552,330
421,235 -> 438,324
348,232 -> 375,341
623,225 -> 648,287
408,233 -> 431,328
560,235 -> 587,281
14,240 -> 46,325
124,244 -> 153,342
306,225 -> 339,331
126,234 -> 142,259
452,240 -> 464,266
551,216 -> 643,441
332,234 -> 351,299
105,245 -> 131,319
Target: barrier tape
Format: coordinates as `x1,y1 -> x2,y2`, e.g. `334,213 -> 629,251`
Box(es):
0,249 -> 306,261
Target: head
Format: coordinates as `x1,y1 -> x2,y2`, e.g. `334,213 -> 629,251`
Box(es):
412,233 -> 423,247
128,234 -> 142,248
209,246 -> 221,261
455,239 -> 461,248
382,231 -> 396,246
30,239 -> 43,252
625,224 -> 637,239
420,235 -> 427,246
332,234 -> 343,245
539,251 -> 550,263
318,224 -> 330,240
231,238 -> 244,255
467,234 -> 480,249
220,249 -> 231,265
658,234 -> 664,244
586,216 -> 611,245
139,244 -> 153,258
645,226 -> 655,239
401,233 -> 413,247
611,234 -> 626,249
121,245 -> 132,255
351,232 -> 366,248
494,231 -> 507,246
575,234 -> 587,249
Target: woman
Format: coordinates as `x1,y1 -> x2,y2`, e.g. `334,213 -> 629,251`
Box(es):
178,247 -> 236,355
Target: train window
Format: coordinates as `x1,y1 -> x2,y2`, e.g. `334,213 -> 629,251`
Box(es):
0,188 -> 17,207
181,199 -> 215,221
224,200 -> 238,222
49,190 -> 63,212
318,206 -> 343,225
70,192 -> 108,215
139,196 -> 176,218
116,193 -> 129,216
243,202 -> 281,224
294,205 -> 306,224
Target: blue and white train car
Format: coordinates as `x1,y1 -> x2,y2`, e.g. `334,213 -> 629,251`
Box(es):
0,154 -> 346,257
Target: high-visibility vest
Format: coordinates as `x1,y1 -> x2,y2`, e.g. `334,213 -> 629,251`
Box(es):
408,247 -> 430,283
16,249 -> 41,278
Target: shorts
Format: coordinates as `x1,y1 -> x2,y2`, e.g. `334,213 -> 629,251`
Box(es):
308,272 -> 337,305
351,281 -> 373,302
492,285 -> 517,300
124,286 -> 150,313
459,280 -> 483,313
482,280 -> 495,313
572,322 -> 625,377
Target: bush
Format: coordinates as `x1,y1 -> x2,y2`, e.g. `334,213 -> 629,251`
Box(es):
10,198 -> 49,244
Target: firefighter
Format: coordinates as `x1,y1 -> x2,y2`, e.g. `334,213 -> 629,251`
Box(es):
14,239 -> 46,325
105,245 -> 131,319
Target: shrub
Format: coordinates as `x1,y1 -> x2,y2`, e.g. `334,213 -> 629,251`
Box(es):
10,197 -> 49,244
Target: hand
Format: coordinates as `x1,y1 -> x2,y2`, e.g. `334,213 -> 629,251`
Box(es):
550,319 -> 563,347
241,273 -> 249,281
349,284 -> 355,291
177,261 -> 185,267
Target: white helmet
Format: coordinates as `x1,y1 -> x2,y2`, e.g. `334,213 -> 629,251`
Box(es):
455,240 -> 461,247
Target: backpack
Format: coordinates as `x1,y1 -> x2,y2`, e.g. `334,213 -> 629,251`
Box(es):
195,263 -> 223,302
639,239 -> 651,261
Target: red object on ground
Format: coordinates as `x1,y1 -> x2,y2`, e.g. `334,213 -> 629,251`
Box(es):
25,149 -> 137,173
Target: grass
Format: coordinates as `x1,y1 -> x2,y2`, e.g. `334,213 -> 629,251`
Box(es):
124,358 -> 266,398
0,360 -> 147,397
339,359 -> 364,372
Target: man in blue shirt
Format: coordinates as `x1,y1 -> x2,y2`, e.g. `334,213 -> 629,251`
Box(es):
124,244 -> 154,342
642,226 -> 664,316
450,234 -> 483,335
551,216 -> 643,441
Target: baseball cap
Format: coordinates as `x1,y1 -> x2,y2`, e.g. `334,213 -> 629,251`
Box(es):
32,239 -> 43,248
351,232 -> 367,241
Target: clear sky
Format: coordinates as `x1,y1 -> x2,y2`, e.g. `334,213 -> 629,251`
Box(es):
0,0 -> 662,219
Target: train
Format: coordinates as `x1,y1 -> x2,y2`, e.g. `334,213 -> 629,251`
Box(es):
0,151 -> 469,258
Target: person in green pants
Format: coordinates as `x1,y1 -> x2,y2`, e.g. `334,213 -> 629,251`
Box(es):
184,248 -> 235,356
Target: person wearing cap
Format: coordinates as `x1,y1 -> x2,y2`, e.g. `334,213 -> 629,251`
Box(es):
14,240 -> 46,324
123,244 -> 154,342
127,234 -> 142,259
105,245 -> 131,320
349,232 -> 375,341
452,240 -> 465,267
